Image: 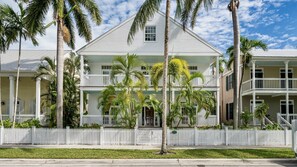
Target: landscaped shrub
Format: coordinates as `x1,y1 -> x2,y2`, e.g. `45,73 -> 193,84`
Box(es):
81,123 -> 101,129
0,119 -> 41,128
240,111 -> 253,128
264,123 -> 282,130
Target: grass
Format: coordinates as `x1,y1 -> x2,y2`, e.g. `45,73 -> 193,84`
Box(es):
0,148 -> 295,159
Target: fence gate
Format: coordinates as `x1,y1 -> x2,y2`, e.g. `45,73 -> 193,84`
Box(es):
292,120 -> 297,156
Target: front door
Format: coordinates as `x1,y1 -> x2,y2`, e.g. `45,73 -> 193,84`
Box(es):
142,107 -> 154,127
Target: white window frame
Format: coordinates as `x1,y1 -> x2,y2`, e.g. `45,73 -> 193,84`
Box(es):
144,26 -> 156,42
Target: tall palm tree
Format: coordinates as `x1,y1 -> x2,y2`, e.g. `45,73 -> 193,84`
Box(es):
226,36 -> 267,121
1,2 -> 43,128
26,0 -> 102,128
228,0 -> 240,129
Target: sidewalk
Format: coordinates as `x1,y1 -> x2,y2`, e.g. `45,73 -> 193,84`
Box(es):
0,144 -> 291,149
0,159 -> 296,166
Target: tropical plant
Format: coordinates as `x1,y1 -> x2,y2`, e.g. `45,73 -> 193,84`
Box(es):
228,0 -> 240,129
98,55 -> 150,128
227,36 -> 267,122
240,111 -> 253,128
26,0 -> 102,128
36,53 -> 86,128
255,103 -> 269,129
265,122 -> 281,130
0,2 -> 43,128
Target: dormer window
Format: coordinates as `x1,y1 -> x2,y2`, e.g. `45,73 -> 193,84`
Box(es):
145,26 -> 156,42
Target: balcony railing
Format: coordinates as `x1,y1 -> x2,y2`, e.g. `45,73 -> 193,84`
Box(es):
242,78 -> 297,93
81,74 -> 217,88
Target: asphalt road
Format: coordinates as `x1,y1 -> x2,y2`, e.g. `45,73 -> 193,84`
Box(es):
0,159 -> 297,167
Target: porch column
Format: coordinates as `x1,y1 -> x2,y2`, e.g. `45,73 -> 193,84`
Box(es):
35,77 -> 41,120
79,90 -> 83,126
285,61 -> 289,121
252,61 -> 256,125
216,56 -> 220,124
9,75 -> 14,120
79,55 -> 84,127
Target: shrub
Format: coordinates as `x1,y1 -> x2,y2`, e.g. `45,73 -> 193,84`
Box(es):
81,123 -> 101,129
240,111 -> 253,128
0,119 -> 41,128
265,123 -> 282,130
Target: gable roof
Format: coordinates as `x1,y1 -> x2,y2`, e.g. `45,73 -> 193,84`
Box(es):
1,50 -> 71,72
78,11 -> 222,57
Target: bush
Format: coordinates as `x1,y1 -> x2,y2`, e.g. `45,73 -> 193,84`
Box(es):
80,123 -> 101,129
240,111 -> 253,128
265,123 -> 282,130
197,125 -> 221,130
0,119 -> 41,128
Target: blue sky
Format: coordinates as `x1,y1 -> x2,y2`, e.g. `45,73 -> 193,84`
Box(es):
2,0 -> 297,53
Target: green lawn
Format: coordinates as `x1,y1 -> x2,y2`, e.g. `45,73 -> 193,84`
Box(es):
0,148 -> 295,159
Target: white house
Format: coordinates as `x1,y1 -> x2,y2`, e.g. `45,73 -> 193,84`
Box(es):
77,12 -> 222,128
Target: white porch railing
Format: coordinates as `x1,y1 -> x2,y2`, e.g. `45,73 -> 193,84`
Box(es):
81,74 -> 217,87
242,78 -> 297,93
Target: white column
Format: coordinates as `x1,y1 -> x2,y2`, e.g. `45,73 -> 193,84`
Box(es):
79,55 -> 84,127
9,75 -> 14,120
252,61 -> 256,125
216,56 -> 220,124
35,77 -> 41,120
285,61 -> 289,121
79,90 -> 84,126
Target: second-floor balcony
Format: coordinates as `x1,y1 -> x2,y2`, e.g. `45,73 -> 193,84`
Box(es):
81,74 -> 218,88
242,78 -> 297,93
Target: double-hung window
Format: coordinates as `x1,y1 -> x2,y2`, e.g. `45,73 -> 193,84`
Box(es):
226,73 -> 233,91
145,26 -> 156,42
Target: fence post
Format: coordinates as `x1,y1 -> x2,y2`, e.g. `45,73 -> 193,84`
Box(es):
134,127 -> 137,146
225,127 -> 228,146
292,120 -> 297,155
100,126 -> 104,145
284,127 -> 288,146
0,126 -> 3,145
194,127 -> 197,146
167,127 -> 170,146
254,127 -> 258,146
66,126 -> 70,145
31,126 -> 36,145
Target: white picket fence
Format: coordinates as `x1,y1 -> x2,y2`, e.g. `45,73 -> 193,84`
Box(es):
0,126 -> 292,146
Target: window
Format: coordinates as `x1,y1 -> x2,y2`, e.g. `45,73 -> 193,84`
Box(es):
188,66 -> 198,74
226,73 -> 233,91
102,65 -> 112,85
250,69 -> 263,88
280,69 -> 293,88
280,100 -> 294,114
226,103 -> 233,120
145,26 -> 156,42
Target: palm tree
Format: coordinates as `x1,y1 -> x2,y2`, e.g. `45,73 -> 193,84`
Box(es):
255,103 -> 269,129
0,2 -> 43,128
26,0 -> 102,128
227,36 -> 267,122
228,0 -> 240,129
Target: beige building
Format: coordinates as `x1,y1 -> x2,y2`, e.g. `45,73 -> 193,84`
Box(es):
221,49 -> 297,127
0,50 -> 68,123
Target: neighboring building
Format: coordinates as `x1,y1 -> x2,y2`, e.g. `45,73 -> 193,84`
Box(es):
77,12 -> 222,128
221,49 -> 297,126
0,50 -> 69,123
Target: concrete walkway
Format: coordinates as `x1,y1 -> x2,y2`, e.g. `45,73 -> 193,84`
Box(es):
0,159 -> 296,166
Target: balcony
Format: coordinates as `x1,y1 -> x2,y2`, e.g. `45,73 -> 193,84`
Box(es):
242,78 -> 297,93
81,74 -> 217,88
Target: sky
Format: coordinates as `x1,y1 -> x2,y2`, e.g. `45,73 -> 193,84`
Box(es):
2,0 -> 297,54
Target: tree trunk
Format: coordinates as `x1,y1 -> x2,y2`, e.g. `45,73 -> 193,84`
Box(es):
238,65 -> 245,125
230,0 -> 240,129
12,33 -> 22,128
160,0 -> 170,155
56,18 -> 64,128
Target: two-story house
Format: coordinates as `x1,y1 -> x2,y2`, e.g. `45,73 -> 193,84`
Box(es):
77,12 -> 222,128
221,49 -> 297,127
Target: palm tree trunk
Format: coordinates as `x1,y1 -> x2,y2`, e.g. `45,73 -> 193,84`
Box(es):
230,0 -> 240,129
12,33 -> 22,128
160,0 -> 170,155
238,65 -> 245,125
56,18 -> 64,128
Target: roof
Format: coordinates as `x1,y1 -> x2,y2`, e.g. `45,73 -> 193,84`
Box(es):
0,50 -> 71,72
251,49 -> 297,58
78,11 -> 222,57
